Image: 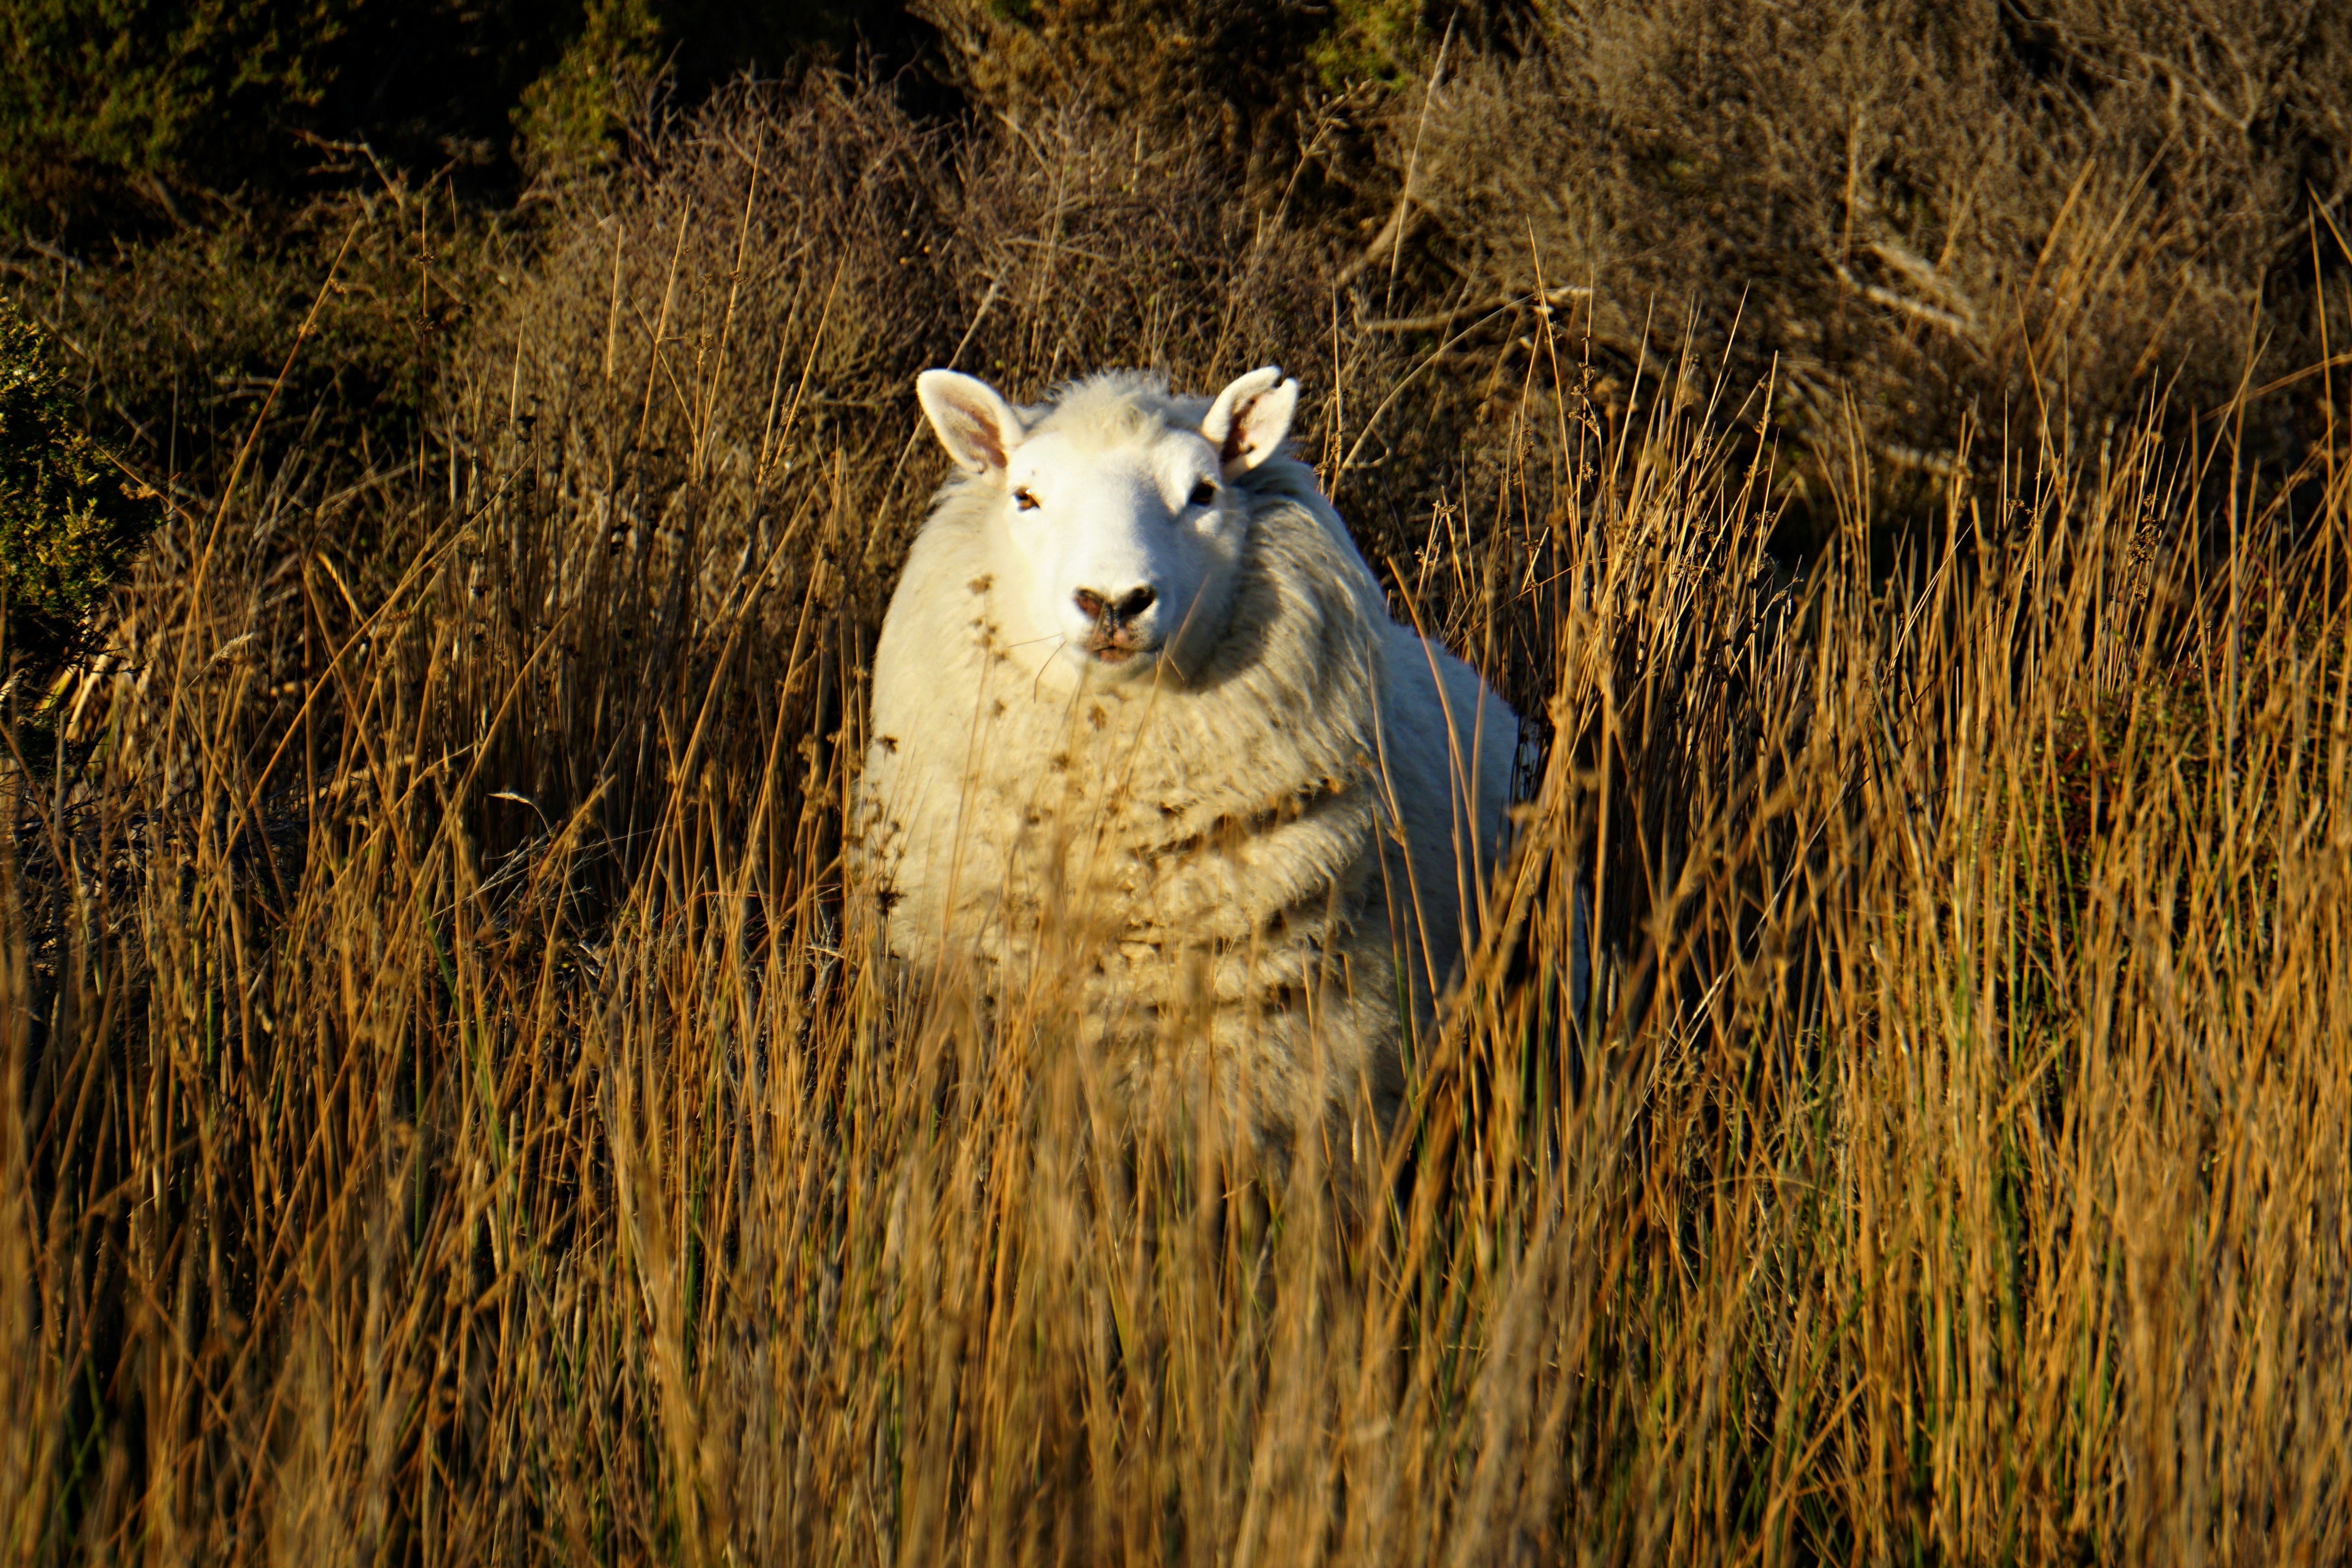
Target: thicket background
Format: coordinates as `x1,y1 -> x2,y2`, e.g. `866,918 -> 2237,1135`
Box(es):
5,1 -> 2352,1562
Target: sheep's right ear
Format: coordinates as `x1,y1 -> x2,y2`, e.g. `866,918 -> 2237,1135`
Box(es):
916,370 -> 1022,475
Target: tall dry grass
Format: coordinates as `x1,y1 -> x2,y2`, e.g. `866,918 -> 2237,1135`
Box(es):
6,76 -> 2352,1565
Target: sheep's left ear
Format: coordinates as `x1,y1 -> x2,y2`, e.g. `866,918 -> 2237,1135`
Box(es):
1201,366 -> 1298,478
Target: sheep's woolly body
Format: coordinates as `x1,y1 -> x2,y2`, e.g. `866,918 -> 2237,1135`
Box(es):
862,372 -> 1516,1154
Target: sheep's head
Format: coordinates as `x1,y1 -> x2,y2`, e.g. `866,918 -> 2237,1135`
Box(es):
915,365 -> 1299,689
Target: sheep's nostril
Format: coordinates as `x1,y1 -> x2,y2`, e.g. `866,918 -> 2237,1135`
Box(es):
1073,589 -> 1107,620
1114,586 -> 1156,620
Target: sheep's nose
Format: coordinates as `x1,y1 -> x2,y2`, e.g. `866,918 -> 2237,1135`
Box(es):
1074,585 -> 1157,624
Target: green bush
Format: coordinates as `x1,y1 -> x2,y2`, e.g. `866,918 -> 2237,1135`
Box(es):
0,0 -> 379,234
0,294 -> 159,678
0,0 -> 941,237
513,0 -> 666,178
512,0 -> 910,177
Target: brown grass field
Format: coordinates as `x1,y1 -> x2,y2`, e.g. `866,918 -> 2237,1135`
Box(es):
6,74 -> 2352,1563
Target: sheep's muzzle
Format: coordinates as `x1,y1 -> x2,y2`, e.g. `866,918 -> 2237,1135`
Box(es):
1075,586 -> 1158,663
1084,627 -> 1152,663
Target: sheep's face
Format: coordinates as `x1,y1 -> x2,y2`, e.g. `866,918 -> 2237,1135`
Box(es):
991,425 -> 1235,683
916,366 -> 1300,690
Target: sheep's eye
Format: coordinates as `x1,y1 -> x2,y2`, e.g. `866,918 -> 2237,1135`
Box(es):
1012,486 -> 1040,511
1188,480 -> 1216,507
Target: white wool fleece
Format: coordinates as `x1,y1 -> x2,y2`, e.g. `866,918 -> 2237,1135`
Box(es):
858,367 -> 1518,1160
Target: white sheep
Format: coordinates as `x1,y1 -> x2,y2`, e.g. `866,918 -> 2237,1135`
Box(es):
858,365 -> 1519,1163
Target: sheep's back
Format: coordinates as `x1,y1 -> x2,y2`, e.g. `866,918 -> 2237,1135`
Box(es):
1376,620 -> 1521,1012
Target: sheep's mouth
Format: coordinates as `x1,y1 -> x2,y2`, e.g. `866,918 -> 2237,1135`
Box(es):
1082,629 -> 1158,664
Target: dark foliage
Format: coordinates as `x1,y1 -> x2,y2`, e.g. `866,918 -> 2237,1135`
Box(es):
0,0 -> 938,239
0,295 -> 158,677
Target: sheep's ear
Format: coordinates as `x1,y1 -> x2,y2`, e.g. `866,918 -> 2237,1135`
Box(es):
1201,366 -> 1298,478
916,369 -> 1022,475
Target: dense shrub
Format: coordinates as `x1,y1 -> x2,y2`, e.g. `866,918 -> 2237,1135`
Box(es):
913,0 -> 1464,189
0,0 -> 934,237
0,181 -> 514,540
0,294 -> 158,679
1359,0 -> 2352,539
0,0 -> 564,234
